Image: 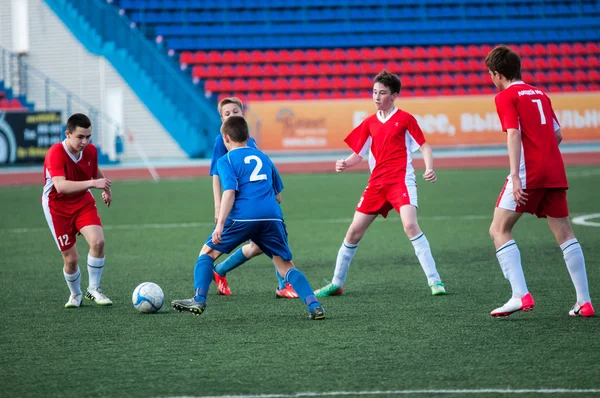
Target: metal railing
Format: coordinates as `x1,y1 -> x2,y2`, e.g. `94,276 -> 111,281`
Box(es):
0,45 -> 121,154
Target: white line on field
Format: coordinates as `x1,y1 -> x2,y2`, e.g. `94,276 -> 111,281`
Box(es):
0,215 -> 491,234
163,388 -> 600,398
572,213 -> 600,227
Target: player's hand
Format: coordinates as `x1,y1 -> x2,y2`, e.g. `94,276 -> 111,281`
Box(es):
512,176 -> 528,206
423,169 -> 437,183
93,178 -> 111,190
102,189 -> 112,208
212,224 -> 224,245
335,159 -> 347,173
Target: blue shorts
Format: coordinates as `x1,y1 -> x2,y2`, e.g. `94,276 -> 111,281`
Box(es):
205,220 -> 293,260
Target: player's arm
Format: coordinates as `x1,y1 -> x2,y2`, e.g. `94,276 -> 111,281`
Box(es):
336,152 -> 363,173
419,143 -> 437,183
507,128 -> 527,205
51,176 -> 110,194
555,128 -> 563,145
212,189 -> 235,245
275,193 -> 282,203
97,168 -> 112,207
212,175 -> 222,223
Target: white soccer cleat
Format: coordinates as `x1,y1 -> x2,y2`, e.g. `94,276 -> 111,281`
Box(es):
491,293 -> 535,318
85,287 -> 113,306
64,293 -> 83,308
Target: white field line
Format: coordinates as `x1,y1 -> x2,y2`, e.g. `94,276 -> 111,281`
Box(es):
572,213 -> 600,227
0,215 -> 491,234
163,388 -> 600,398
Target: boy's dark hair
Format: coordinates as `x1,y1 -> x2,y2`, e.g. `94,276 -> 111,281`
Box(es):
66,113 -> 92,132
221,116 -> 249,143
485,45 -> 522,81
373,70 -> 401,94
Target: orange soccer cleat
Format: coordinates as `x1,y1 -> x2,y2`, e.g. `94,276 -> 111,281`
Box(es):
213,271 -> 232,296
276,282 -> 299,299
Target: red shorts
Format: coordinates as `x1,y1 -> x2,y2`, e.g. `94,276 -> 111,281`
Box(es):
496,180 -> 569,218
43,201 -> 102,251
356,183 -> 418,218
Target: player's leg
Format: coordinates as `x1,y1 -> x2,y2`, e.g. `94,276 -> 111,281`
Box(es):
488,207 -> 533,317
172,220 -> 247,316
543,189 -> 593,317
399,204 -> 445,296
79,223 -> 112,306
61,245 -> 83,308
42,204 -> 82,308
273,257 -> 324,320
315,211 -> 378,297
172,245 -> 223,315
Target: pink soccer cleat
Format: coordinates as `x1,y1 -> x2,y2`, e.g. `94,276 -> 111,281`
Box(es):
569,302 -> 595,317
275,283 -> 299,299
213,271 -> 232,296
491,293 -> 535,318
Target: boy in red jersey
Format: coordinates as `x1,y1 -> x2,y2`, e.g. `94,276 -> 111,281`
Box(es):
485,46 -> 594,318
315,70 -> 446,297
42,113 -> 114,308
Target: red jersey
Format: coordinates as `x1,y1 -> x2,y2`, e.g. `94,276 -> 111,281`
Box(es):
345,108 -> 425,186
42,141 -> 98,213
495,81 -> 567,189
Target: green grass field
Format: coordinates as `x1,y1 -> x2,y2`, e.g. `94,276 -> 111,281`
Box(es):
1,166 -> 599,398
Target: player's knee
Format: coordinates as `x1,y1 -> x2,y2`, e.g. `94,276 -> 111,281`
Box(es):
403,222 -> 420,238
247,242 -> 263,257
89,237 -> 105,254
345,227 -> 364,244
63,255 -> 78,272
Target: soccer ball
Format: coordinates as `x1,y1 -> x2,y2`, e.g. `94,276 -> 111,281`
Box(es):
132,282 -> 164,314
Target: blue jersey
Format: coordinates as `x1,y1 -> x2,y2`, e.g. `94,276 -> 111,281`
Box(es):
216,147 -> 284,222
209,134 -> 257,176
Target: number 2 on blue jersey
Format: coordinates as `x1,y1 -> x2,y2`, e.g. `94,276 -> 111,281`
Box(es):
244,155 -> 267,182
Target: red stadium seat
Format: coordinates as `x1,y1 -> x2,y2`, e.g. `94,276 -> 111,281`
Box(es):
278,50 -> 293,63
261,92 -> 276,101
428,45 -> 443,59
427,60 -> 443,73
250,50 -> 265,63
373,47 -> 387,60
399,47 -> 414,60
587,56 -> 600,69
522,58 -> 535,70
289,92 -> 303,100
561,84 -> 575,92
547,57 -> 561,69
455,59 -> 470,72
575,84 -> 588,92
347,48 -> 361,61
332,63 -> 346,75
290,63 -> 305,76
559,56 -> 575,69
289,77 -> 303,90
345,76 -> 360,89
192,65 -> 205,78
206,64 -> 220,78
193,51 -> 208,64
204,79 -> 218,92
548,84 -> 561,93
262,64 -> 277,76
534,57 -> 549,69
331,76 -> 345,89
440,74 -> 453,86
291,49 -> 305,62
414,46 -> 428,59
304,91 -> 317,100
259,78 -> 275,91
455,73 -> 469,86
440,46 -> 454,58
265,50 -> 278,62
455,87 -> 467,95
440,60 -> 456,72
519,44 -> 535,57
559,43 -> 574,56
574,56 -> 587,69
247,92 -> 261,101
274,77 -> 290,90
346,62 -> 361,75
440,87 -> 454,96
572,42 -> 587,56
589,70 -> 600,81
560,70 -> 575,83
331,91 -> 345,99
316,76 -> 331,89
413,88 -> 427,97
360,48 -> 374,60
237,51 -> 251,63
305,49 -> 321,62
222,50 -> 236,63
221,64 -> 235,77
589,83 -> 600,91
180,51 -> 194,64
467,87 -> 481,95
305,63 -> 320,76
317,91 -> 330,99
304,77 -> 318,90
586,42 -> 600,55
207,50 -> 222,63
454,45 -> 469,58
333,48 -> 346,61
535,71 -> 550,84
320,49 -> 335,62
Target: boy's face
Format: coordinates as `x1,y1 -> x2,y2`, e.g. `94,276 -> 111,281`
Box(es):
65,126 -> 92,153
220,103 -> 243,122
372,82 -> 396,111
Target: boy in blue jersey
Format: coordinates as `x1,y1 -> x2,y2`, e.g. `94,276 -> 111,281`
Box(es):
209,97 -> 298,299
172,116 -> 325,320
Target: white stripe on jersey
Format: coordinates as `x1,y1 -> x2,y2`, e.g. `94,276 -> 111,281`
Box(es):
42,169 -> 60,250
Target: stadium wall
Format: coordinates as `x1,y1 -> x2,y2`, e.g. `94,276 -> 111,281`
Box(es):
0,0 -> 187,160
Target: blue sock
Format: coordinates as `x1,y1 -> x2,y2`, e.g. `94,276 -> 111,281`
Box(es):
285,268 -> 320,311
194,254 -> 214,302
214,248 -> 248,277
275,265 -> 286,290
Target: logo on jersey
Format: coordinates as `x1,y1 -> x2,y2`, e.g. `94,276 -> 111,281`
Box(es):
395,122 -> 399,127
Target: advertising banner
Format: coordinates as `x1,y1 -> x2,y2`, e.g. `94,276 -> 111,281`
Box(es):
247,93 -> 600,152
0,111 -> 63,165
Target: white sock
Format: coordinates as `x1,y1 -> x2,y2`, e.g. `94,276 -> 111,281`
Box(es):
561,238 -> 591,304
496,240 -> 528,298
332,240 -> 358,287
64,267 -> 82,295
87,255 -> 105,290
410,233 -> 441,285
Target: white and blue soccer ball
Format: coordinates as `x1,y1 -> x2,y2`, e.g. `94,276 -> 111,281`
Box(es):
132,282 -> 164,314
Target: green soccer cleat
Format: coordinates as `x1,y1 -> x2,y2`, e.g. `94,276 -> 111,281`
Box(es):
171,297 -> 206,316
314,282 -> 344,298
309,305 -> 326,320
430,282 -> 446,296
